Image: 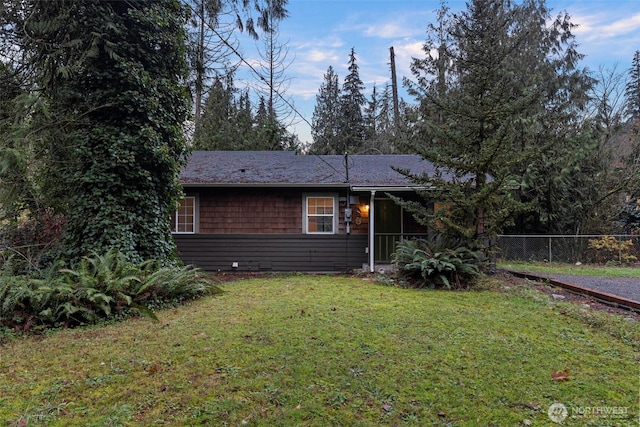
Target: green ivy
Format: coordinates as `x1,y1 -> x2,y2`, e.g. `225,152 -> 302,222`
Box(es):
21,0 -> 190,265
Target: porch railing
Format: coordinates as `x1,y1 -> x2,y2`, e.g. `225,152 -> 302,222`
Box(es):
374,233 -> 428,262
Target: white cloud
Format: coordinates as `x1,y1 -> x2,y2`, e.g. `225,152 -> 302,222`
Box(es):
305,49 -> 340,63
600,14 -> 640,37
289,33 -> 344,51
570,10 -> 640,41
363,22 -> 413,39
391,40 -> 424,79
288,78 -> 322,100
563,8 -> 639,70
394,40 -> 424,59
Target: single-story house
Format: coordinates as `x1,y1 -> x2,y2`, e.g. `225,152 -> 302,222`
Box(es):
172,150 -> 440,272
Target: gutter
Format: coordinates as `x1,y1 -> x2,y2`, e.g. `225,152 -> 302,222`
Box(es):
350,185 -> 429,192
181,182 -> 352,189
181,184 -> 431,191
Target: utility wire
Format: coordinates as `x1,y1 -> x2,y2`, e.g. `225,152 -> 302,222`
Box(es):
183,1 -> 347,181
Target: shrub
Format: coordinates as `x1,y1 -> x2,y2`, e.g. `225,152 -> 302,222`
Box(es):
391,237 -> 485,289
0,249 -> 223,330
587,236 -> 637,265
0,210 -> 65,274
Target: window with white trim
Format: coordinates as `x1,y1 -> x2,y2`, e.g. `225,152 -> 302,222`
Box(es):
305,195 -> 336,234
172,196 -> 196,233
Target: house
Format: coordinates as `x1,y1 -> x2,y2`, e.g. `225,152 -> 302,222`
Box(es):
172,150 -> 440,272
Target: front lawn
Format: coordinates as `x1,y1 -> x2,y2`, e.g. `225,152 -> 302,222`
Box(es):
0,274 -> 637,426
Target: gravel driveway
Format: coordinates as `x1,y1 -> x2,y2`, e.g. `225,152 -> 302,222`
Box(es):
533,273 -> 640,304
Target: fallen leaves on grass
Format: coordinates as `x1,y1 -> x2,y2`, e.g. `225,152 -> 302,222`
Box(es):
551,369 -> 570,381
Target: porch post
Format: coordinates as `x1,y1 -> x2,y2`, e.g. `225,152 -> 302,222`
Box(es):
369,190 -> 376,272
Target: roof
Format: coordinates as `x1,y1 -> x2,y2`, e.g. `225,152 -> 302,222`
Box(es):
180,151 -> 440,189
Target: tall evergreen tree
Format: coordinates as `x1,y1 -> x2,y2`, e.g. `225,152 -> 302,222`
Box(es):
626,51 -> 640,119
400,0 -> 593,246
619,50 -> 640,232
363,83 -> 379,143
194,75 -> 293,151
193,74 -> 264,150
235,90 -> 254,147
310,66 -> 342,154
193,75 -> 236,149
339,48 -> 366,154
361,83 -> 397,154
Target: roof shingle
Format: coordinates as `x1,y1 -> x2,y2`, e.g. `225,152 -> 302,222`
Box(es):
180,151 -> 437,188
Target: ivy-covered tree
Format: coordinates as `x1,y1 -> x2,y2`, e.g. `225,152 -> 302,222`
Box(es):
400,0 -> 593,248
16,0 -> 191,264
310,66 -> 342,154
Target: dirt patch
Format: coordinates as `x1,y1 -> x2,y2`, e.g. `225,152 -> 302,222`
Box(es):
209,272 -> 266,283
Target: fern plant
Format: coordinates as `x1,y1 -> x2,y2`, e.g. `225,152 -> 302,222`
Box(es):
1,249 -> 223,330
391,237 -> 485,289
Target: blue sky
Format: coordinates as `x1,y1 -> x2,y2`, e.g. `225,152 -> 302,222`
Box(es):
235,0 -> 640,146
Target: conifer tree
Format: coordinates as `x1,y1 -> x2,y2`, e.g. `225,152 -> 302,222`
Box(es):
362,83 -> 397,154
626,51 -> 640,119
310,66 -> 342,154
619,50 -> 640,232
363,84 -> 380,143
193,75 -> 236,149
400,0 -> 593,246
339,48 -> 366,154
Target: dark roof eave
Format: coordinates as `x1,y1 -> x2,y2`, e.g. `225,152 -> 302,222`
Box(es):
180,182 -> 432,191
350,185 -> 433,192
180,182 -> 351,188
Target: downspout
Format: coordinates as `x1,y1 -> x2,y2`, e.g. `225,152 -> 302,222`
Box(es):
369,190 -> 376,272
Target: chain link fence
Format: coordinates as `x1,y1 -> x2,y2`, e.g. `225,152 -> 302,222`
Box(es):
496,235 -> 640,263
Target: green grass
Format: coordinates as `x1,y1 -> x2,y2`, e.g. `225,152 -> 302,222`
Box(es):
498,260 -> 640,278
0,274 -> 638,426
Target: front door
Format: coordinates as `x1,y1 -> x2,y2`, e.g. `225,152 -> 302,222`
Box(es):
374,199 -> 401,262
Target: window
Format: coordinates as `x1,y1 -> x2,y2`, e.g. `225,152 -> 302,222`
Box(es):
305,195 -> 336,234
173,196 -> 196,233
